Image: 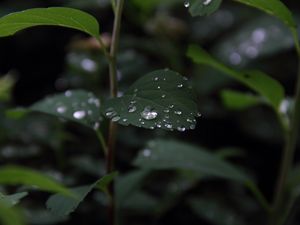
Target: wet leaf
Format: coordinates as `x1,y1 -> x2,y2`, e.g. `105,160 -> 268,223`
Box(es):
188,0 -> 223,17
133,139 -> 250,183
0,166 -> 73,196
187,45 -> 284,110
30,90 -> 102,130
46,172 -> 117,217
0,7 -> 99,38
221,89 -> 262,110
102,69 -> 199,131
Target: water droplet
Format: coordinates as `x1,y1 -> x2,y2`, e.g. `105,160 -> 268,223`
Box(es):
177,126 -> 186,132
203,0 -> 212,5
141,121 -> 145,125
65,90 -> 72,97
177,84 -> 183,88
141,106 -> 158,120
183,76 -> 188,81
157,86 -> 161,89
197,112 -> 202,117
165,123 -> 172,129
128,105 -> 137,113
143,149 -> 151,157
56,106 -> 66,114
252,28 -> 266,44
162,94 -> 166,98
122,118 -> 128,122
174,110 -> 182,115
134,88 -> 138,92
73,110 -> 86,119
187,118 -> 193,123
190,124 -> 196,130
157,124 -> 162,128
112,116 -> 120,122
184,1 -> 190,7
164,108 -> 170,113
154,77 -> 159,81
169,104 -> 174,108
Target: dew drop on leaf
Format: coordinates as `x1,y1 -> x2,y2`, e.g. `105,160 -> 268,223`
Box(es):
128,105 -> 137,113
141,106 -> 158,120
174,110 -> 182,115
203,0 -> 212,5
184,1 -> 190,8
177,84 -> 183,88
112,116 -> 120,122
56,106 -> 66,114
73,110 -> 86,119
177,126 -> 186,132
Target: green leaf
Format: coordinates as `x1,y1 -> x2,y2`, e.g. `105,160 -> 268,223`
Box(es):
30,90 -> 102,130
188,0 -> 223,17
0,166 -> 73,196
0,7 -> 99,38
0,201 -> 25,225
187,45 -> 284,110
46,172 -> 117,217
221,89 -> 262,110
133,140 -> 250,183
0,192 -> 28,207
102,69 -> 199,131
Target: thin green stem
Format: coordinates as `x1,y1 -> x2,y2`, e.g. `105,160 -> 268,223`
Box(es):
270,55 -> 300,224
96,36 -> 111,62
106,1 -> 124,225
246,182 -> 271,213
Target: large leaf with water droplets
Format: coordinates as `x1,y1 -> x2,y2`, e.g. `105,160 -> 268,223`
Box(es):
30,90 -> 102,130
46,172 -> 117,217
0,7 -> 99,38
0,166 -> 73,196
133,140 -> 250,183
102,69 -> 199,131
188,0 -> 223,17
187,45 -> 284,110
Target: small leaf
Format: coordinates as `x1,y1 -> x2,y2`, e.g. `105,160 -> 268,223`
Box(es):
102,69 -> 199,131
30,90 -> 102,130
0,7 -> 100,38
188,0 -> 223,17
0,166 -> 73,196
0,201 -> 25,225
187,45 -> 284,110
47,172 -> 117,217
221,89 -> 262,110
133,140 -> 250,183
0,192 -> 28,207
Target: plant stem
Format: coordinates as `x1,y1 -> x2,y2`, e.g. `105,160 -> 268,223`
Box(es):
106,1 -> 124,225
270,56 -> 300,224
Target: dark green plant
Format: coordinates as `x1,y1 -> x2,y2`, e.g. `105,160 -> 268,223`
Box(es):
0,0 -> 299,225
